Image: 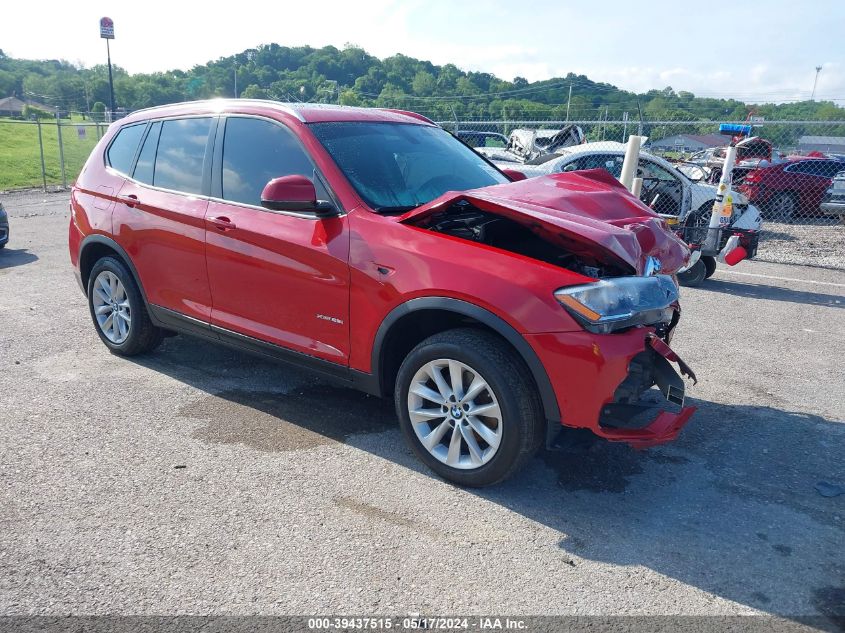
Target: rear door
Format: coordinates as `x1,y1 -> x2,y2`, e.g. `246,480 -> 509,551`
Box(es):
204,115 -> 350,365
113,116 -> 216,322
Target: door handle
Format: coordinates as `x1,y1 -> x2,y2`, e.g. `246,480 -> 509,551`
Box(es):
208,216 -> 237,231
118,194 -> 139,208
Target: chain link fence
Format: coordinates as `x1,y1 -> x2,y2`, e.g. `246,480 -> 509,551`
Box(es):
0,117 -> 106,191
434,117 -> 845,270
1,112 -> 843,268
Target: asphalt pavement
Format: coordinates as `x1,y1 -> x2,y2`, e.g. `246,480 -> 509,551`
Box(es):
0,190 -> 843,624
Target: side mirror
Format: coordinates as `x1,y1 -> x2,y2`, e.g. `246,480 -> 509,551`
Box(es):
260,175 -> 336,216
501,168 -> 527,182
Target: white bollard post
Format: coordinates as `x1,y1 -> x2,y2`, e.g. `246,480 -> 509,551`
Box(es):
620,135 -> 648,192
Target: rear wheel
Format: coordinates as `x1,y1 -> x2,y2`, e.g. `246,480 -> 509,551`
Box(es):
87,256 -> 162,356
395,328 -> 543,487
768,192 -> 796,223
702,256 -> 717,279
677,258 -> 707,287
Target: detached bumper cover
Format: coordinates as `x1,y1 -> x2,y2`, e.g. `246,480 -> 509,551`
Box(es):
528,326 -> 697,448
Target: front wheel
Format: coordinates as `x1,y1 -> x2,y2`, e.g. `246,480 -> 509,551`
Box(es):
395,328 -> 544,487
702,256 -> 717,279
677,258 -> 707,287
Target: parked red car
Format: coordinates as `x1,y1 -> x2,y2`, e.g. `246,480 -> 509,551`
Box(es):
738,157 -> 845,221
69,100 -> 695,486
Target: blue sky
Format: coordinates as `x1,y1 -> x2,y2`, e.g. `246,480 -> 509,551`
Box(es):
6,0 -> 844,102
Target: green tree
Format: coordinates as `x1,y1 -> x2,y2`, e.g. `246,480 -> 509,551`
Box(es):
412,71 -> 436,96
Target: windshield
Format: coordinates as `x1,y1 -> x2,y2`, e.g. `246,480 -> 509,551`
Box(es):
309,122 -> 508,212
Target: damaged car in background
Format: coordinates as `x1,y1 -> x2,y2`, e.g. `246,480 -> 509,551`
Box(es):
474,124 -> 586,164
69,101 -> 696,487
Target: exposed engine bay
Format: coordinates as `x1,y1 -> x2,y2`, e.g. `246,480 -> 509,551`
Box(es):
418,200 -> 629,278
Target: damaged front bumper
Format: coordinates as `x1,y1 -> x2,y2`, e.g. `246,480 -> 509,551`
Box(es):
527,326 -> 697,449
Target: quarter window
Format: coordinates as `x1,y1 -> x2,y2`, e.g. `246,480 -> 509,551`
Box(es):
106,123 -> 146,175
132,121 -> 161,185
153,118 -> 213,195
221,117 -> 316,206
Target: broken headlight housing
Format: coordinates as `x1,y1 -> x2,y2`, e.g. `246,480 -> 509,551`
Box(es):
555,275 -> 678,334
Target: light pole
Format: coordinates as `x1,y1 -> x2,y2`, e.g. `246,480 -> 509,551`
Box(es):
811,65 -> 822,101
99,17 -> 116,120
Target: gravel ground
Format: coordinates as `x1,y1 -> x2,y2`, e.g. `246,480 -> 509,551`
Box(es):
758,220 -> 845,270
0,190 -> 843,625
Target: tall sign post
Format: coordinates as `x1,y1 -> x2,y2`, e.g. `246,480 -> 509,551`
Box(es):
99,17 -> 115,122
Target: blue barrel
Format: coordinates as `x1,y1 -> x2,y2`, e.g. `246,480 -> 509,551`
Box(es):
719,123 -> 752,136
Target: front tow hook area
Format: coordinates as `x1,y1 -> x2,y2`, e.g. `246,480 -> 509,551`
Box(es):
593,334 -> 698,448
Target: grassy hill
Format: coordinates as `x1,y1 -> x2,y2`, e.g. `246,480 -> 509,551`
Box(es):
0,116 -> 102,190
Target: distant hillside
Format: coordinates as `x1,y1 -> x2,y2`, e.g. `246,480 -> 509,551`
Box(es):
1,44 -> 843,123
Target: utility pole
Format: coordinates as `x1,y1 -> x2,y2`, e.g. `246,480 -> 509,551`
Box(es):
565,83 -> 572,123
234,67 -> 238,98
811,65 -> 822,101
601,106 -> 608,140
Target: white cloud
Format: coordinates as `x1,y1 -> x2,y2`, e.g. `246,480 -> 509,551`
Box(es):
2,0 -> 844,104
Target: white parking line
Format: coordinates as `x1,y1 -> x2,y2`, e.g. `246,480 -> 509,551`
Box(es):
713,269 -> 845,288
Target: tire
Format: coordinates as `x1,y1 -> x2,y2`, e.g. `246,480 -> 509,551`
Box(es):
702,256 -> 717,279
768,192 -> 796,223
677,258 -> 707,287
395,328 -> 544,487
87,256 -> 162,356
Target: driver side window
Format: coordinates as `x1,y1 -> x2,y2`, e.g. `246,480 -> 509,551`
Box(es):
639,160 -> 678,182
220,117 -> 326,206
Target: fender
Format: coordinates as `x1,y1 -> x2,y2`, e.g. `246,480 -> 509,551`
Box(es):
78,234 -> 150,307
371,297 -> 561,424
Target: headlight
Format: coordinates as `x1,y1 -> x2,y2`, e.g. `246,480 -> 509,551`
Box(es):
555,275 -> 679,334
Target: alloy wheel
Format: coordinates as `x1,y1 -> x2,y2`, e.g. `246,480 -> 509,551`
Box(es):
407,358 -> 503,470
92,270 -> 131,344
771,193 -> 795,222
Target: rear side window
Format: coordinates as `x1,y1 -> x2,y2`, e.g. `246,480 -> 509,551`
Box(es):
153,118 -> 213,195
106,123 -> 146,175
564,154 -> 624,178
132,121 -> 161,185
221,117 -> 315,206
816,161 -> 844,178
790,160 -> 841,177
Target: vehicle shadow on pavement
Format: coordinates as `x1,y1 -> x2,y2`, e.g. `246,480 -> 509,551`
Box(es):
486,398 -> 845,625
130,335 -> 844,624
0,248 -> 38,270
704,279 -> 843,308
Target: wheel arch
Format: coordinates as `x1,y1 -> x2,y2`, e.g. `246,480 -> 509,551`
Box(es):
371,297 -> 560,423
79,235 -> 149,306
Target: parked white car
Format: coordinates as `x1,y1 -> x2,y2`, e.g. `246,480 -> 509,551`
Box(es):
495,141 -> 762,230
821,170 -> 845,220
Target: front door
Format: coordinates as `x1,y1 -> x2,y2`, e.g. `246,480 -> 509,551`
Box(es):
204,116 -> 351,365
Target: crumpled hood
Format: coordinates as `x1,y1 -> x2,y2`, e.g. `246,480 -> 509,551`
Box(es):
399,169 -> 690,275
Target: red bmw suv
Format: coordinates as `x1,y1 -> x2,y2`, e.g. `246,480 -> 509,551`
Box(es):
69,100 -> 697,486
